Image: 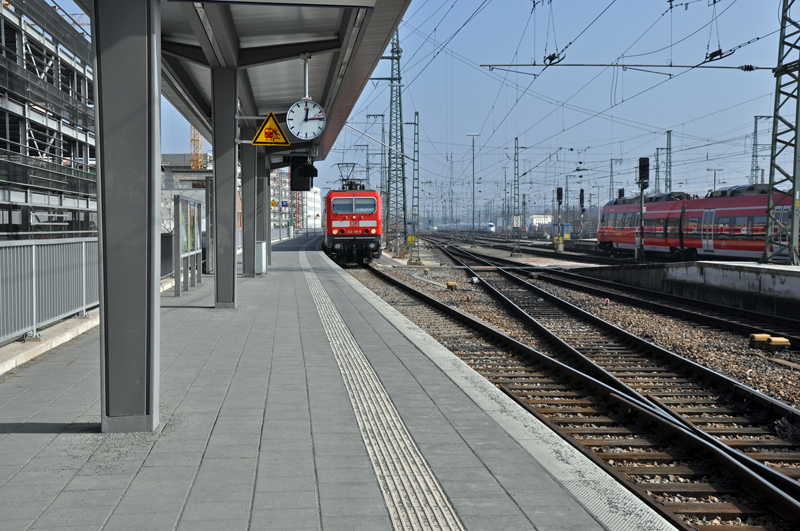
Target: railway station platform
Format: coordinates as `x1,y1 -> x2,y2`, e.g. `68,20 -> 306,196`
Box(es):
0,237 -> 673,531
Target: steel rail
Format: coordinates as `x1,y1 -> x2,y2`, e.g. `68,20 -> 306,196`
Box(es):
362,264 -> 800,528
438,243 -> 800,502
530,268 -> 800,348
436,242 -> 800,348
423,234 -> 625,265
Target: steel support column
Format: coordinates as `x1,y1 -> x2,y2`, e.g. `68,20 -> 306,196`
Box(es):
92,0 -> 161,433
241,128 -> 256,277
267,165 -> 272,266
212,68 -> 238,306
256,152 -> 266,243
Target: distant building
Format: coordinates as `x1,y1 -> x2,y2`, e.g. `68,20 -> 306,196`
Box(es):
530,215 -> 552,227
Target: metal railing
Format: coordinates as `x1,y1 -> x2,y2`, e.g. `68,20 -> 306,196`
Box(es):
0,237 -> 98,344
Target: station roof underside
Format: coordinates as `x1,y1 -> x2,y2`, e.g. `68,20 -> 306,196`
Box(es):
77,0 -> 411,161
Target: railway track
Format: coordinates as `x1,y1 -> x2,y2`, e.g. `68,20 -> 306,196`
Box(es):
430,241 -> 800,350
423,235 -> 624,265
353,264 -> 800,531
434,245 -> 800,497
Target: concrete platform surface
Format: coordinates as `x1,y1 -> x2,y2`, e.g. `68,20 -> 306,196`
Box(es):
0,236 -> 672,530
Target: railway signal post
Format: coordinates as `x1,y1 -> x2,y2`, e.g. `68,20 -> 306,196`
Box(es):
637,157 -> 649,261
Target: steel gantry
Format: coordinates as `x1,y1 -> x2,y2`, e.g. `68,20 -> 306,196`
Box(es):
763,0 -> 800,264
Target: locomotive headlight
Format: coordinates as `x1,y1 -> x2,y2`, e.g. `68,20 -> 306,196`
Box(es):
368,243 -> 376,249
333,243 -> 342,250
332,229 -> 338,235
371,229 -> 376,234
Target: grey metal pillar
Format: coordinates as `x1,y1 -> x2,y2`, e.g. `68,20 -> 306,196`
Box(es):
241,128 -> 256,277
256,153 -> 266,243
92,0 -> 160,433
267,166 -> 272,266
257,152 -> 270,272
212,68 -> 238,308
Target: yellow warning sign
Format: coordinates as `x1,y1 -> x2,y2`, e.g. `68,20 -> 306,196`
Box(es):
252,112 -> 290,146
407,235 -> 416,245
271,199 -> 278,207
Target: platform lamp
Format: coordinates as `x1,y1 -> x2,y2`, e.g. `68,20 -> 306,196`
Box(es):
468,133 -> 479,246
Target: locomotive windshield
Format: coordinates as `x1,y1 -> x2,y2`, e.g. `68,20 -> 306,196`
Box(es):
331,198 -> 354,214
354,198 -> 376,214
331,197 -> 376,214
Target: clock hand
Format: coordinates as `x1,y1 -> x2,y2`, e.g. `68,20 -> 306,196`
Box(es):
304,107 -> 309,121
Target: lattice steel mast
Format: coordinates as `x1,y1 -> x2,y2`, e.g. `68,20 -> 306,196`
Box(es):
511,137 -> 522,255
763,0 -> 800,264
665,130 -> 672,192
366,113 -> 386,198
386,31 -> 408,251
408,112 -> 421,264
751,116 -> 770,185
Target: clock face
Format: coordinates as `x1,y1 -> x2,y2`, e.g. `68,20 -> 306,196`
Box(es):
286,99 -> 327,140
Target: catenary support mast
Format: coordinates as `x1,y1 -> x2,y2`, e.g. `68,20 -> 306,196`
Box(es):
763,0 -> 800,264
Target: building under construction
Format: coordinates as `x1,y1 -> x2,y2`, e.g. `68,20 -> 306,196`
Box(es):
0,0 -> 96,240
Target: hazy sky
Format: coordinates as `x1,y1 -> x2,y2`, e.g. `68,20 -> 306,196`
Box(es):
155,1 -> 781,217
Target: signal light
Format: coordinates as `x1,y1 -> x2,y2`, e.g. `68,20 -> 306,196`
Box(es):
639,157 -> 649,190
579,189 -> 585,213
557,187 -> 563,205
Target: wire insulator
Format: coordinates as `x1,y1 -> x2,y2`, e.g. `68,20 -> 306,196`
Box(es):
739,65 -> 755,72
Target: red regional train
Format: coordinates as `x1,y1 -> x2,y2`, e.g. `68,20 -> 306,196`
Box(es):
321,182 -> 382,263
597,184 -> 792,260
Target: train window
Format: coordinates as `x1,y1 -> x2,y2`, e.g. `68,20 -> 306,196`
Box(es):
354,197 -> 377,214
752,215 -> 767,236
665,217 -> 679,235
644,217 -> 665,236
607,213 -> 615,229
716,217 -> 731,239
734,216 -> 749,237
622,212 -> 635,230
600,214 -> 606,228
684,217 -> 699,239
331,198 -> 354,214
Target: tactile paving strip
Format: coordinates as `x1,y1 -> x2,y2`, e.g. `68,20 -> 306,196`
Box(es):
301,253 -> 465,531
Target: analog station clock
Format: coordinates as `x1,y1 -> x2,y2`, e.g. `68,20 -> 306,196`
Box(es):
286,99 -> 327,140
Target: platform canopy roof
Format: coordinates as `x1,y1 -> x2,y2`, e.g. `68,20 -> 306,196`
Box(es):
76,0 -> 411,162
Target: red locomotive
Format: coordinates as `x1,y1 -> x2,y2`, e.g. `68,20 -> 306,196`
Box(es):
321,181 -> 382,263
597,184 -> 792,260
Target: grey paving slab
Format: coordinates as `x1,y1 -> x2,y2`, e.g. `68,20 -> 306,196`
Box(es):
0,237 -> 673,531
249,507 -> 320,530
